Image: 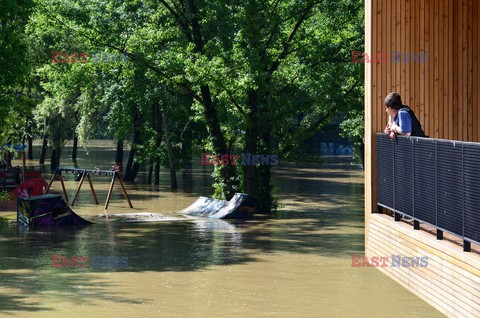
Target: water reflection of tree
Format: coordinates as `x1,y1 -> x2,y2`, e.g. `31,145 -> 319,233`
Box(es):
0,219 -> 252,313
0,159 -> 365,314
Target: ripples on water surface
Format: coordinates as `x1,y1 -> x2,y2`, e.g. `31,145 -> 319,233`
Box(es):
0,145 -> 443,317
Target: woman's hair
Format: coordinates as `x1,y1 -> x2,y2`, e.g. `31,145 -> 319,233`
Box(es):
384,92 -> 403,110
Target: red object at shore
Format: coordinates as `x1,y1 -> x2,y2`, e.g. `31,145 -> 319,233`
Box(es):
10,178 -> 48,199
24,171 -> 42,179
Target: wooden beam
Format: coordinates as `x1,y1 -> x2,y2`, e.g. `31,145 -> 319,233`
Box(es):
59,173 -> 68,202
87,174 -> 99,205
44,169 -> 69,202
116,172 -> 133,208
44,170 -> 57,194
71,171 -> 85,206
364,0 -> 374,253
104,174 -> 116,211
22,151 -> 25,183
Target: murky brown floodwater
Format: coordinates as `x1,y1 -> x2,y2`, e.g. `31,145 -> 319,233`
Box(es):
0,142 -> 443,317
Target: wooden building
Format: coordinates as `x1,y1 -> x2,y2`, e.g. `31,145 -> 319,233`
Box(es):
364,0 -> 480,316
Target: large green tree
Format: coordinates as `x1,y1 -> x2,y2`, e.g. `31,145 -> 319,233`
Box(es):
0,0 -> 35,148
28,0 -> 364,212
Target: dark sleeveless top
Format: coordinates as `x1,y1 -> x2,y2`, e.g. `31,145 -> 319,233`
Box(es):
398,105 -> 427,137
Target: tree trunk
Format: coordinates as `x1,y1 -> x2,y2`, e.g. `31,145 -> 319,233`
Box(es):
123,111 -> 141,182
243,90 -> 259,198
6,151 -> 12,166
50,147 -> 61,172
242,90 -> 276,213
181,126 -> 193,190
243,132 -> 259,197
147,159 -> 153,184
39,134 -> 48,164
28,138 -> 33,160
72,134 -> 78,161
162,108 -> 177,189
153,104 -> 162,185
123,130 -> 140,182
124,149 -> 134,180
186,0 -> 236,199
147,104 -> 155,185
181,125 -> 193,168
256,130 -> 273,213
154,163 -> 160,185
50,128 -> 62,172
201,86 -> 238,199
130,161 -> 140,181
27,124 -> 33,160
115,139 -> 124,166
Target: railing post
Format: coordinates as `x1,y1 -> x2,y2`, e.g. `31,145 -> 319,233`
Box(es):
436,229 -> 443,240
435,140 -> 438,229
377,135 -> 478,252
413,220 -> 420,230
462,144 -> 466,251
394,212 -> 401,222
393,136 -> 396,213
412,137 -> 415,220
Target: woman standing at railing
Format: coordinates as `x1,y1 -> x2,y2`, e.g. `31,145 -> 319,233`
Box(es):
383,92 -> 427,138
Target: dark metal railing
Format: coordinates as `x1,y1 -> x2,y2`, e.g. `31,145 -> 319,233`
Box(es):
376,133 -> 480,252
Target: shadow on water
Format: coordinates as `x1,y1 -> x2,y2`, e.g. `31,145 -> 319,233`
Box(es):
0,207 -> 364,313
0,294 -> 48,313
0,147 -> 365,313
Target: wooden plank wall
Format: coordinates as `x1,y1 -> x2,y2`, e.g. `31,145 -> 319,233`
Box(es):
365,0 -> 480,221
367,214 -> 480,317
369,0 -> 479,140
364,1 -> 480,313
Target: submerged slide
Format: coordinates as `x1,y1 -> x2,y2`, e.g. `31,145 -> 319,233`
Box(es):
17,194 -> 93,227
178,193 -> 257,219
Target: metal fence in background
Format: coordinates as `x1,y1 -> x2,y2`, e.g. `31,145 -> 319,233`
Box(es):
376,133 -> 480,252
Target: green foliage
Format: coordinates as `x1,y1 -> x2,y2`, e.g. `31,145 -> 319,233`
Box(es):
0,0 -> 35,147
340,108 -> 364,165
211,164 -> 242,200
17,0 -> 365,210
0,191 -> 10,203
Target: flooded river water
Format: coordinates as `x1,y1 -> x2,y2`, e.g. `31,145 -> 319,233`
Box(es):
0,143 -> 443,317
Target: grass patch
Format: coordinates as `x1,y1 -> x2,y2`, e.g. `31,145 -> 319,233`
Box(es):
0,216 -> 15,224
0,191 -> 10,203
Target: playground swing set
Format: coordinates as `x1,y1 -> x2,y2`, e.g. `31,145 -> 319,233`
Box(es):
16,166 -> 135,228
44,167 -> 133,212
6,146 -> 257,227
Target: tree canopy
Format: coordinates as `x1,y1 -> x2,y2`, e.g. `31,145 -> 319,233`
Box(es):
1,0 -> 364,212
